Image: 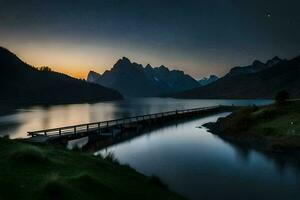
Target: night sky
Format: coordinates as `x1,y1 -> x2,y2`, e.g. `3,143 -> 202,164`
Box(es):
0,0 -> 299,79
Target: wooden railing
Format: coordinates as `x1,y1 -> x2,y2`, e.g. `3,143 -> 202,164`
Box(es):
28,106 -> 221,137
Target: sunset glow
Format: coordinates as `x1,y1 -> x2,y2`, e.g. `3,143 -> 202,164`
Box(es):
1,1 -> 299,79
1,1 -> 300,199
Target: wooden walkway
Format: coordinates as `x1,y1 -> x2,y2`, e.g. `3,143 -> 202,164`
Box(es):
27,105 -> 228,143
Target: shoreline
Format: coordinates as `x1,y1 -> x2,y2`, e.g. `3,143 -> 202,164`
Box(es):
203,101 -> 300,153
0,138 -> 185,200
204,122 -> 300,154
203,122 -> 273,152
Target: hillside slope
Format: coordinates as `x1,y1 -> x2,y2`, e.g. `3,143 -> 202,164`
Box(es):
171,56 -> 300,99
204,100 -> 300,152
0,138 -> 184,200
0,47 -> 123,104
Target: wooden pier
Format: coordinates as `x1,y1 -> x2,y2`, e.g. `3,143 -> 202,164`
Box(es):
27,105 -> 231,143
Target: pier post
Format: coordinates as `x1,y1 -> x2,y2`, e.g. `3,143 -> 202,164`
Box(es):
98,123 -> 101,134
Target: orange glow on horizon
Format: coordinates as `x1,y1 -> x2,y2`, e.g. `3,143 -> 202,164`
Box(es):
40,65 -> 107,79
1,40 -> 223,80
51,67 -> 89,79
4,43 -> 109,79
48,65 -> 107,79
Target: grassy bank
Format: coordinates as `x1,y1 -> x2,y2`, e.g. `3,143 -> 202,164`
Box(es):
0,138 -> 184,200
204,100 -> 300,152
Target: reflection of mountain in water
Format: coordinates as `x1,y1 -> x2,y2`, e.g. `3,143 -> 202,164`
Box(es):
219,135 -> 300,174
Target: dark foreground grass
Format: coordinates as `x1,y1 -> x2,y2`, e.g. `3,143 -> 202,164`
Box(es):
205,100 -> 300,152
0,138 -> 184,200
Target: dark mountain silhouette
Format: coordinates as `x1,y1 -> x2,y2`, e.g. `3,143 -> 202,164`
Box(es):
198,75 -> 219,86
169,56 -> 300,99
0,47 -> 122,104
87,57 -> 200,97
225,56 -> 283,77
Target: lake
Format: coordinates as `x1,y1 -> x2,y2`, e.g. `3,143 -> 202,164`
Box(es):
95,113 -> 300,200
0,98 -> 271,138
1,98 -> 299,199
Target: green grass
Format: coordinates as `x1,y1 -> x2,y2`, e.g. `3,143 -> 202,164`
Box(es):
215,100 -> 300,151
0,138 -> 184,200
10,145 -> 49,164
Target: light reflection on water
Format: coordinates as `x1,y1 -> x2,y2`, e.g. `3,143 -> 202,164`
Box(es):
1,98 -> 299,199
67,136 -> 89,150
0,98 -> 272,138
95,113 -> 300,200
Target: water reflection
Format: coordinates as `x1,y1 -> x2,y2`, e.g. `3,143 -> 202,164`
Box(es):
0,98 -> 272,138
219,135 -> 300,174
1,98 -> 299,199
67,136 -> 89,150
95,113 -> 300,200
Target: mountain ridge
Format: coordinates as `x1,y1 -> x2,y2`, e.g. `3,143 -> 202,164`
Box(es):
169,55 -> 300,99
225,56 -> 284,78
87,57 -> 200,97
198,75 -> 219,86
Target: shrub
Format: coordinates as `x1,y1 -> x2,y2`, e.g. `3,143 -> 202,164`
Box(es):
39,66 -> 52,72
10,146 -> 48,164
103,152 -> 120,165
222,106 -> 257,133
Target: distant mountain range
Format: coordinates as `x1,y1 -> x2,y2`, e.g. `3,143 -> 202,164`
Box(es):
224,56 -> 284,78
3,45 -> 298,102
169,56 -> 300,99
198,75 -> 218,86
87,57 -> 200,97
0,47 -> 122,104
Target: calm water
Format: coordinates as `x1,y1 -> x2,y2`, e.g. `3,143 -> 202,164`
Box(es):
0,98 -> 271,138
1,98 -> 299,199
96,113 -> 300,200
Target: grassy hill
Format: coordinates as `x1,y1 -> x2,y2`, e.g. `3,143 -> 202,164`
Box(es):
0,138 -> 184,200
204,100 -> 300,152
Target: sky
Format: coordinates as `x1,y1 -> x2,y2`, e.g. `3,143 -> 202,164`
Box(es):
0,0 -> 299,79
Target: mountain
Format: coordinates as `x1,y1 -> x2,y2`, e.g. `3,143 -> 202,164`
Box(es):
225,56 -> 283,77
169,56 -> 300,99
87,57 -> 200,97
198,75 -> 218,86
0,47 -> 123,104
